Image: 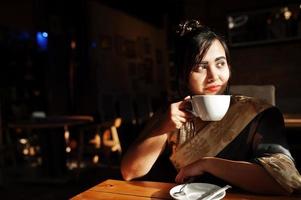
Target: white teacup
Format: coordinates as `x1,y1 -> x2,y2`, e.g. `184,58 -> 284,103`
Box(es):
190,95 -> 231,121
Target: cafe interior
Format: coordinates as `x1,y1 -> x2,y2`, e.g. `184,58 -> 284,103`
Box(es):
1,0 -> 301,199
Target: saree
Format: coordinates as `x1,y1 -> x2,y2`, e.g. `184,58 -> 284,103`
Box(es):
168,95 -> 301,193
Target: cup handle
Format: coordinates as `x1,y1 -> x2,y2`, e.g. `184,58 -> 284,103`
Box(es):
185,99 -> 197,117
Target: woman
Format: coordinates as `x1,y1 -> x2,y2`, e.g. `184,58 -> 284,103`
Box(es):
121,20 -> 301,195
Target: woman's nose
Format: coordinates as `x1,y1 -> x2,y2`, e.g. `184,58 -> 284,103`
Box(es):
207,66 -> 218,82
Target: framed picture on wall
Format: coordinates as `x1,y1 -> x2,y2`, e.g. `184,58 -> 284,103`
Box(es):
124,39 -> 137,58
114,35 -> 126,56
155,49 -> 163,65
128,62 -> 137,77
143,58 -> 153,84
98,34 -> 112,50
143,37 -> 151,55
136,37 -> 144,59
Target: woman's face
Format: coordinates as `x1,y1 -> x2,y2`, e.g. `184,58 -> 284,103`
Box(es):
188,40 -> 230,95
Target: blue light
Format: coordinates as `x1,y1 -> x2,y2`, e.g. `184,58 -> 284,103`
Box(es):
42,32 -> 48,38
36,32 -> 48,51
91,41 -> 97,48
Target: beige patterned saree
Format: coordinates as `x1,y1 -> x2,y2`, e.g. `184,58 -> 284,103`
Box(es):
168,95 -> 301,193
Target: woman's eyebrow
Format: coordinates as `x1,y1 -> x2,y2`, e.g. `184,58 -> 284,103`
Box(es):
215,56 -> 226,61
198,56 -> 226,64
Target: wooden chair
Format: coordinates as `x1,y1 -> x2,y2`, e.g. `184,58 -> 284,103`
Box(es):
77,117 -> 123,169
101,118 -> 122,154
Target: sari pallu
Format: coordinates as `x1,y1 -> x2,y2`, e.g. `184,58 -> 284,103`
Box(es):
169,95 -> 301,193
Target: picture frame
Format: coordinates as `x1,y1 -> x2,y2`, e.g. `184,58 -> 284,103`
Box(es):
98,34 -> 112,50
114,35 -> 126,56
124,39 -> 137,58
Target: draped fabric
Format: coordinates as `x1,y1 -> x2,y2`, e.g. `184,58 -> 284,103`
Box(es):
168,95 -> 301,193
169,95 -> 271,169
257,154 -> 301,193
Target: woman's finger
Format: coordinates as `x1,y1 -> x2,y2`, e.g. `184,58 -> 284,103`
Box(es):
176,170 -> 188,183
184,96 -> 191,100
177,116 -> 189,123
175,99 -> 191,111
179,99 -> 191,110
178,110 -> 194,119
175,173 -> 183,183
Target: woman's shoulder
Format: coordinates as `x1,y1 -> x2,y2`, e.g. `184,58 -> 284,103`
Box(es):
250,106 -> 286,140
257,106 -> 284,122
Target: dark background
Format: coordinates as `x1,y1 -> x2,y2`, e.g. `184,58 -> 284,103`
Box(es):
0,0 -> 301,199
1,0 -> 301,118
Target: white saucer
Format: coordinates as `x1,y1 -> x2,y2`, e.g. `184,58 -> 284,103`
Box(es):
170,183 -> 225,200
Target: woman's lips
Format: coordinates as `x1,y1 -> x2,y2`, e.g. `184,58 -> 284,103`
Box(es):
205,85 -> 221,92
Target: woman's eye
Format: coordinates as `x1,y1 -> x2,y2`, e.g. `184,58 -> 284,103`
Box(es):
195,64 -> 207,71
216,62 -> 226,68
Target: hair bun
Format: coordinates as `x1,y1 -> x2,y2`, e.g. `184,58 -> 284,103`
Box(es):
176,20 -> 203,36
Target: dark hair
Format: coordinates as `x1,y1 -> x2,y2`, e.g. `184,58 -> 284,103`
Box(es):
175,20 -> 231,99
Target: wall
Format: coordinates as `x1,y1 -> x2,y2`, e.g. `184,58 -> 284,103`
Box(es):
231,42 -> 301,113
83,1 -> 169,122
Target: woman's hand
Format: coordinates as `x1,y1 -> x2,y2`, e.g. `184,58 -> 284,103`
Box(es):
159,96 -> 193,133
175,158 -> 208,183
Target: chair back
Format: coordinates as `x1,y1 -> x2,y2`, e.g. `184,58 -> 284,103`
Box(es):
230,85 -> 276,105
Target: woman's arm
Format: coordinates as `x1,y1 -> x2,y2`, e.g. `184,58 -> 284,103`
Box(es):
120,114 -> 169,181
176,157 -> 288,195
121,99 -> 192,181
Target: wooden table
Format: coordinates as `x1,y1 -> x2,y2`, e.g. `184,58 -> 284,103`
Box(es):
8,115 -> 94,129
8,115 -> 94,179
284,114 -> 301,128
71,179 -> 301,200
